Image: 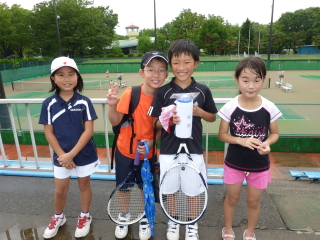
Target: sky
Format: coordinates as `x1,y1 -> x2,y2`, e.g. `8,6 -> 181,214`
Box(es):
5,0 -> 320,35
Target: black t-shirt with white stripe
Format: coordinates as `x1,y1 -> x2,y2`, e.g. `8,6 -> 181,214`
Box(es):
149,78 -> 218,155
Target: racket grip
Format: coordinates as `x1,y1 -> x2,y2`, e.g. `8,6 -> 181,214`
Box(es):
134,141 -> 144,166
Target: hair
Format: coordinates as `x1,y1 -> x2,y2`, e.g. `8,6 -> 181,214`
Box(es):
168,39 -> 200,66
235,56 -> 266,79
141,57 -> 168,70
49,70 -> 84,94
235,56 -> 266,94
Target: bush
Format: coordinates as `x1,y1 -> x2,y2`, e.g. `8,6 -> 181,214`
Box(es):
138,53 -> 143,57
107,53 -> 116,57
127,53 -> 134,57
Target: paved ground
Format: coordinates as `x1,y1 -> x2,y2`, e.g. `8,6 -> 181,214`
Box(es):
0,165 -> 320,240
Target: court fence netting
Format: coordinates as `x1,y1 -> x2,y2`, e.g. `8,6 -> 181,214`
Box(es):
11,79 -> 113,91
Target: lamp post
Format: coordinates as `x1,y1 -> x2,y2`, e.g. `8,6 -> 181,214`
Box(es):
154,0 -> 157,50
267,0 -> 275,64
53,0 -> 62,56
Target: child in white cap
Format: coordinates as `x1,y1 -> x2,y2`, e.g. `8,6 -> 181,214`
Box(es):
39,56 -> 100,238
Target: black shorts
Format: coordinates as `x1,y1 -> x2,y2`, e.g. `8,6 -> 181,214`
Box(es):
115,147 -> 157,186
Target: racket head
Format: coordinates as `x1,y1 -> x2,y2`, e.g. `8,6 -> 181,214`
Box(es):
108,179 -> 145,225
160,163 -> 208,225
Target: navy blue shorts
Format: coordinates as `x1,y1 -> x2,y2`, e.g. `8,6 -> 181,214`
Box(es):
115,148 -> 157,186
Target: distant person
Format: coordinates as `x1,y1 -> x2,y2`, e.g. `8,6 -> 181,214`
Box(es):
148,39 -> 217,240
106,70 -> 110,79
39,56 -> 99,239
218,56 -> 282,240
107,51 -> 168,240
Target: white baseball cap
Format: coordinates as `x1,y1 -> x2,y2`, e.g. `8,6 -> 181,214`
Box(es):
51,56 -> 79,74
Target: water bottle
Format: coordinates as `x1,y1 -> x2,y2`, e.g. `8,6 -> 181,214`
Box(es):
175,96 -> 193,138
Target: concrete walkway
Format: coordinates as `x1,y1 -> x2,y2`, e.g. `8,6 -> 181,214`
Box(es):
0,165 -> 320,240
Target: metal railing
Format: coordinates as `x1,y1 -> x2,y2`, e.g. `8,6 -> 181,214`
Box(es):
0,98 -> 231,173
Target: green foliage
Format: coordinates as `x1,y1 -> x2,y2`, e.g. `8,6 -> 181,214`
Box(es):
167,9 -> 206,47
137,35 -> 152,53
107,53 -> 115,57
30,0 -> 118,58
127,53 -> 134,57
0,3 -> 319,59
199,15 -> 228,55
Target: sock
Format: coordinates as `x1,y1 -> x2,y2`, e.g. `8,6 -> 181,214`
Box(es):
54,212 -> 64,218
80,211 -> 90,217
120,212 -> 129,218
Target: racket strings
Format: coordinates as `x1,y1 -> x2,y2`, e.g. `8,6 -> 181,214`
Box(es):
160,164 -> 207,223
108,182 -> 145,224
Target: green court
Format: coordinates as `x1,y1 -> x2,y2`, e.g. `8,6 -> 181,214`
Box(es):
299,75 -> 320,80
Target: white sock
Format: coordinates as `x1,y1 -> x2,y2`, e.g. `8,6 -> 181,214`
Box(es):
80,211 -> 90,217
54,212 -> 64,218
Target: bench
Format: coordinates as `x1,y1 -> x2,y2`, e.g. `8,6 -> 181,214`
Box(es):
281,83 -> 293,92
119,80 -> 127,88
275,79 -> 283,87
289,170 -> 320,182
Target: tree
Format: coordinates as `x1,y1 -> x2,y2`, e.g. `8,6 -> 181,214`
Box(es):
0,3 -> 15,58
240,19 -> 255,55
31,0 -> 118,57
137,35 -> 152,53
167,9 -> 205,47
199,15 -> 228,55
156,33 -> 169,53
10,5 -> 32,58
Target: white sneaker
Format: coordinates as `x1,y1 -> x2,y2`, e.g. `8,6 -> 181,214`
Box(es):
75,215 -> 92,238
115,213 -> 130,239
185,223 -> 199,240
43,215 -> 66,239
139,218 -> 151,240
167,220 -> 180,240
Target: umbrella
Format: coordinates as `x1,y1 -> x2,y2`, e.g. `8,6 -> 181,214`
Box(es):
141,142 -> 156,236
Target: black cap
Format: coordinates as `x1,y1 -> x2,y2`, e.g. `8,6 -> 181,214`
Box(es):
141,51 -> 168,68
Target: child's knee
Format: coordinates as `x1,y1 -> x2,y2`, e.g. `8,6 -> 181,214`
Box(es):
246,198 -> 260,209
55,190 -> 67,199
78,180 -> 91,192
225,194 -> 240,206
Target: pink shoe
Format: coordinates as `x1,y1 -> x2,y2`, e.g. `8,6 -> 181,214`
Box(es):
243,230 -> 256,240
222,227 -> 235,240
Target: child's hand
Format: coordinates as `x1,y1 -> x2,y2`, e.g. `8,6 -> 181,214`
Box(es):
237,137 -> 262,150
106,82 -> 119,106
192,104 -> 203,117
57,153 -> 74,168
171,109 -> 180,125
138,139 -> 152,155
65,161 -> 76,169
257,142 -> 271,155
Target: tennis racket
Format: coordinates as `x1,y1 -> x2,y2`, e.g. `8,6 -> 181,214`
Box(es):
160,139 -> 208,225
107,141 -> 145,225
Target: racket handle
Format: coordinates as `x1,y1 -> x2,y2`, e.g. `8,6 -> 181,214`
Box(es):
134,141 -> 144,166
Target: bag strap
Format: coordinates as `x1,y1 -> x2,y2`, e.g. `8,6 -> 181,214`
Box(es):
128,85 -> 141,154
153,118 -> 159,159
110,85 -> 141,169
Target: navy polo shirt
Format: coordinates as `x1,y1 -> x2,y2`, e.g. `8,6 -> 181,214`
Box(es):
39,92 -> 98,166
148,77 -> 218,154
